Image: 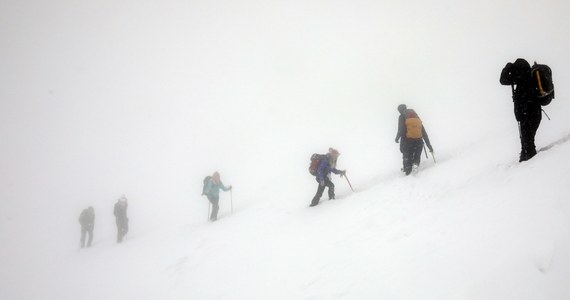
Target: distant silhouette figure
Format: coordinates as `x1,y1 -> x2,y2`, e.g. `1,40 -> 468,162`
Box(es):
78,206 -> 95,248
114,196 -> 129,243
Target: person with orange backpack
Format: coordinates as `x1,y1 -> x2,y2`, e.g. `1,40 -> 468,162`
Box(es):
309,148 -> 346,207
395,104 -> 433,175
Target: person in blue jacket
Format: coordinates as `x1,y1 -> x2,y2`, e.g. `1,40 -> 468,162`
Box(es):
310,148 -> 346,207
203,172 -> 232,221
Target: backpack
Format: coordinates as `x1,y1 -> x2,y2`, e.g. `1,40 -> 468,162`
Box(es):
531,62 -> 554,106
405,109 -> 423,139
202,176 -> 211,195
79,209 -> 90,224
309,153 -> 325,176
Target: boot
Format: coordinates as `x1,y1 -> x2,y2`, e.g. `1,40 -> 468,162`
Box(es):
412,164 -> 419,174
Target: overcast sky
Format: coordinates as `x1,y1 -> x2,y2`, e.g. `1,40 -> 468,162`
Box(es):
1,0 -> 569,218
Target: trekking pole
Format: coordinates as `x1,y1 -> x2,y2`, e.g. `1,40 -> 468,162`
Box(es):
230,189 -> 233,214
542,109 -> 551,120
431,151 -> 437,164
423,144 -> 429,159
344,174 -> 355,192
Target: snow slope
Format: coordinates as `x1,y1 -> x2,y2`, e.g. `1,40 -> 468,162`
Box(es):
4,125 -> 570,300
1,0 -> 570,299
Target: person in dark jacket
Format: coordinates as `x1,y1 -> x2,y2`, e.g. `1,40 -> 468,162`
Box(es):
203,172 -> 232,221
310,148 -> 346,207
395,104 -> 433,175
78,206 -> 95,248
114,196 -> 129,243
500,58 -> 542,162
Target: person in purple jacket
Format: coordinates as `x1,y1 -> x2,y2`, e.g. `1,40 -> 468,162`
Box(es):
310,148 -> 346,207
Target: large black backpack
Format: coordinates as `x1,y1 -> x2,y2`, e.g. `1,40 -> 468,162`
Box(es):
531,62 -> 554,106
309,154 -> 325,176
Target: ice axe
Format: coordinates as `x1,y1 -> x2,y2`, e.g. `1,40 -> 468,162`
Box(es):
424,144 -> 436,164
343,172 -> 355,192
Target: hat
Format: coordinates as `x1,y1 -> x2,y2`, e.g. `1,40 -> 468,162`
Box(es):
397,104 -> 407,113
513,58 -> 530,71
329,147 -> 340,156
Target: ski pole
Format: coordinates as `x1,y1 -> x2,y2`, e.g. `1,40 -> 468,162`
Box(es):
431,151 -> 437,164
230,189 -> 233,214
344,174 -> 355,192
423,144 -> 429,159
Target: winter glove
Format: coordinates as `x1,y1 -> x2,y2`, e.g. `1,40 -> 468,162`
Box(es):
395,137 -> 400,143
319,180 -> 325,187
229,185 -> 232,190
340,170 -> 346,177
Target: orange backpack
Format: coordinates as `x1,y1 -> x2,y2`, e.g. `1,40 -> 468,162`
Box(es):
405,110 -> 423,139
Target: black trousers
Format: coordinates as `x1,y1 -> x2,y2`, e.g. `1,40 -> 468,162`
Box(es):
116,218 -> 129,243
207,195 -> 220,221
80,226 -> 93,248
519,117 -> 541,162
311,177 -> 335,206
402,139 -> 424,175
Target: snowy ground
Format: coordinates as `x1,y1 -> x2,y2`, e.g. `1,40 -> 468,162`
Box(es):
2,0 -> 570,299
4,121 -> 570,300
